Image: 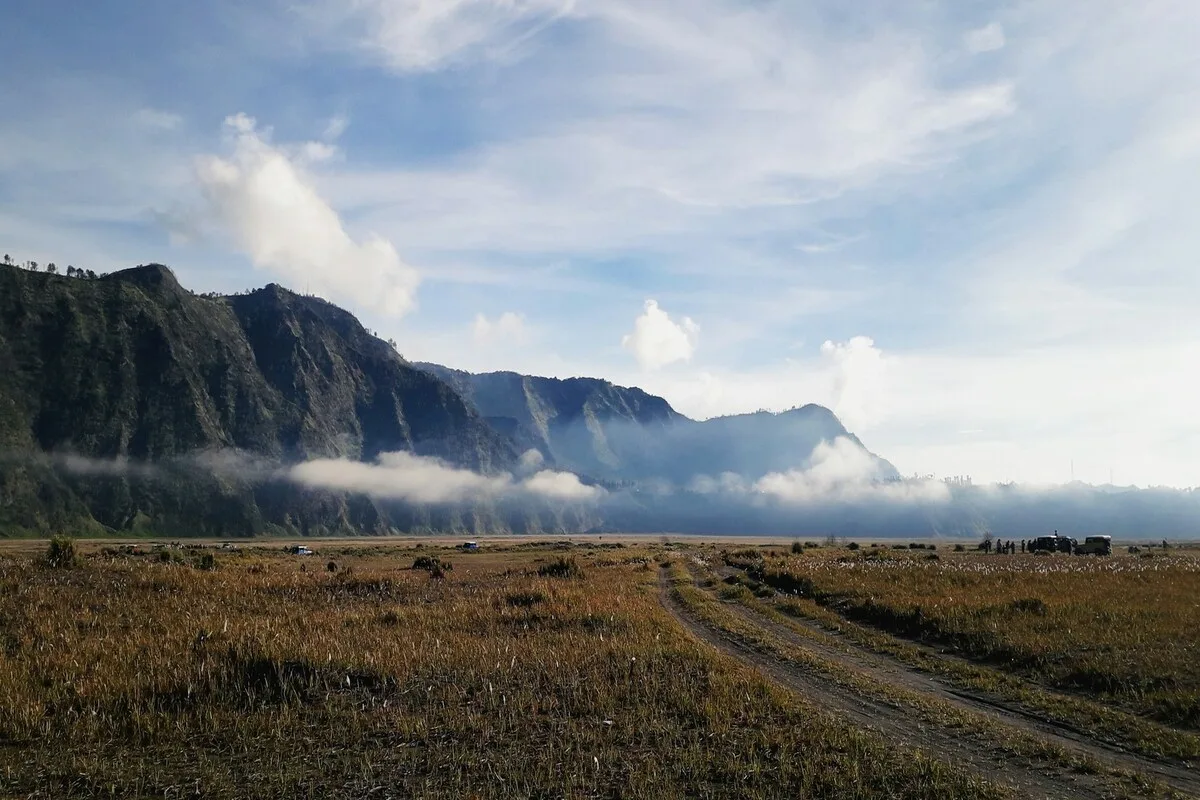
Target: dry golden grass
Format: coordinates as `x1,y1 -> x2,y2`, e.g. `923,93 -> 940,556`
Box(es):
0,543 -> 1000,799
751,547 -> 1200,731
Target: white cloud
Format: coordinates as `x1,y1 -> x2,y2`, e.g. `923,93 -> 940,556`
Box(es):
964,23 -> 1006,54
299,141 -> 339,163
753,437 -> 950,505
314,1 -> 1015,262
322,114 -> 349,141
522,469 -> 602,500
327,0 -> 574,71
820,336 -> 886,430
685,437 -> 948,505
195,114 -> 419,316
132,108 -> 183,131
288,450 -> 602,503
517,448 -> 546,473
621,300 -> 698,371
472,311 -> 529,345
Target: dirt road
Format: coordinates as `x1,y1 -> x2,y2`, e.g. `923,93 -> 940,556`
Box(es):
658,568 -> 1200,799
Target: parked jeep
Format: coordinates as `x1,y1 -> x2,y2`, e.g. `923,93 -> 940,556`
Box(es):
1030,535 -> 1076,554
1075,535 -> 1112,556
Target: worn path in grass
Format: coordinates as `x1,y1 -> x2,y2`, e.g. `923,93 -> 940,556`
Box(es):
707,560 -> 1200,796
658,568 -> 1200,800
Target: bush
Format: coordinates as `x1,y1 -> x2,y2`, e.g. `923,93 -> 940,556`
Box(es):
791,541 -> 804,554
953,544 -> 966,552
413,555 -> 452,573
194,553 -> 216,571
846,542 -> 860,551
506,591 -> 546,608
45,536 -> 78,569
538,556 -> 583,579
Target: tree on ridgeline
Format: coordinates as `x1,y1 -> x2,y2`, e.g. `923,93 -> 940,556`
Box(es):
2,254 -> 11,266
46,263 -> 57,274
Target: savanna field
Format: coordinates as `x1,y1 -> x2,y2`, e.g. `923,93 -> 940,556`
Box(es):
0,540 -> 999,800
743,544 -> 1200,729
2,537 -> 1199,799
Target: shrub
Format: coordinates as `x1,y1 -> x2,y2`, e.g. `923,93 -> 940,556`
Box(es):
506,591 -> 546,608
847,542 -> 860,551
953,544 -> 966,552
538,556 -> 583,579
413,555 -> 452,573
791,541 -> 804,554
194,553 -> 216,571
45,536 -> 78,569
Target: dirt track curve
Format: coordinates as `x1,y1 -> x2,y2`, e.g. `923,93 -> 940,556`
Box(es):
658,567 -> 1200,800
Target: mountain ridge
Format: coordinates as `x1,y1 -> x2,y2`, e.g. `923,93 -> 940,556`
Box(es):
415,362 -> 899,484
1,260 -> 894,536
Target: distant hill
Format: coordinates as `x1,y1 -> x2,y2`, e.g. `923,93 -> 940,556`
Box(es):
415,364 -> 899,484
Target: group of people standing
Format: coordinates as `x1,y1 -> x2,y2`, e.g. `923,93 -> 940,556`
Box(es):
982,538 -> 1028,554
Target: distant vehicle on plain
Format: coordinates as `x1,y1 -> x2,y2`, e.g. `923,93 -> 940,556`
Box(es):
1075,535 -> 1113,556
1029,535 -> 1076,554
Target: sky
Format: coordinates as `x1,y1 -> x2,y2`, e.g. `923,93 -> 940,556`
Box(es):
1,0 -> 1198,487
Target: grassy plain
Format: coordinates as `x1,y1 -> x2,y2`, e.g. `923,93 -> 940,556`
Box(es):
0,540 -> 1002,799
734,545 -> 1200,734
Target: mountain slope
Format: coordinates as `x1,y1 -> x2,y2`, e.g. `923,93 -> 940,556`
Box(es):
415,364 -> 898,484
0,263 -> 519,535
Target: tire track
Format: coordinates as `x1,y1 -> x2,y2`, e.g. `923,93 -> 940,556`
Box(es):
659,568 -> 1197,799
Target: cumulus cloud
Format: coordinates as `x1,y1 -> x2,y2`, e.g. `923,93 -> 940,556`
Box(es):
820,336 -> 886,430
288,450 -> 601,503
472,311 -> 529,345
964,22 -> 1006,54
195,113 -> 419,317
622,300 -> 699,371
517,448 -> 546,474
753,438 -> 949,505
684,438 -> 948,505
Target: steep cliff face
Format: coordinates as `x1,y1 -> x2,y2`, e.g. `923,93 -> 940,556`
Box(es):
0,264 -> 520,535
416,364 -> 898,484
418,364 -> 684,479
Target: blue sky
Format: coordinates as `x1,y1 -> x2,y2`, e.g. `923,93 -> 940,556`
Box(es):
2,0 -> 1199,486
